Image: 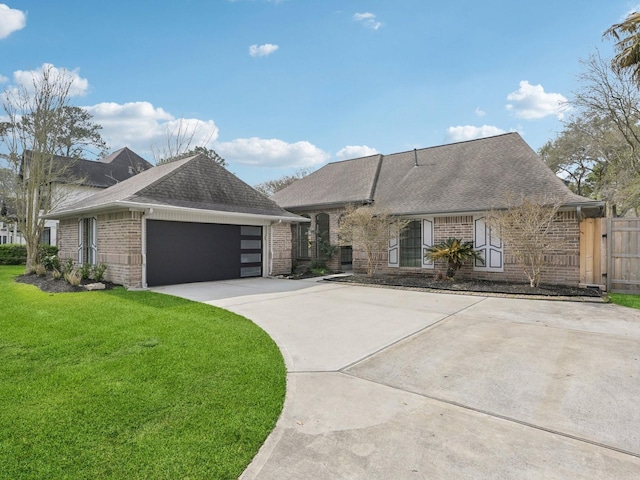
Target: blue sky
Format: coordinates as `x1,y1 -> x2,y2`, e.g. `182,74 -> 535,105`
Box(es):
0,1 -> 637,186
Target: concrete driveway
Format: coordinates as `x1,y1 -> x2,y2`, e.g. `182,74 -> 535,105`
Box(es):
153,278 -> 640,479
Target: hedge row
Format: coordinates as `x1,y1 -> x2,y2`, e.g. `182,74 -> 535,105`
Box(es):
0,244 -> 58,265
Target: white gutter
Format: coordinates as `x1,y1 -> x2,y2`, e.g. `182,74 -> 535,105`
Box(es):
44,200 -> 306,223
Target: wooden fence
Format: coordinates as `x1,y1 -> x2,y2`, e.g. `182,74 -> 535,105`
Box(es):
606,217 -> 640,293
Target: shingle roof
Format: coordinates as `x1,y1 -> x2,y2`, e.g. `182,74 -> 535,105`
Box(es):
48,154 -> 301,220
272,133 -> 601,215
271,154 -> 383,208
28,147 -> 153,188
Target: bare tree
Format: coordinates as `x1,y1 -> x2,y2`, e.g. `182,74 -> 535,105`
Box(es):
542,51 -> 640,215
254,168 -> 313,196
1,65 -> 79,270
486,194 -> 563,288
338,205 -> 409,277
150,118 -> 218,165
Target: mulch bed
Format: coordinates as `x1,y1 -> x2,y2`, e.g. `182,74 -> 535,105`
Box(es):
325,274 -> 603,298
15,272 -> 118,293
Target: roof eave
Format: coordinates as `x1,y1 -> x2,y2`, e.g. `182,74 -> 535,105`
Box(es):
44,200 -> 307,222
280,199 -> 373,212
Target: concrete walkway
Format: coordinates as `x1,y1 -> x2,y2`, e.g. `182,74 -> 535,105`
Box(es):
153,277 -> 640,479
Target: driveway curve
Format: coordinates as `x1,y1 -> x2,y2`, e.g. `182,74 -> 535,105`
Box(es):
153,277 -> 640,479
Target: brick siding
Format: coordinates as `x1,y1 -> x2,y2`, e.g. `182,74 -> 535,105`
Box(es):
57,211 -> 144,288
270,222 -> 292,275
291,207 -> 582,286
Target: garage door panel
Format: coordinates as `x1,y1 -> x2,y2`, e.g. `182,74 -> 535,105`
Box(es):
147,220 -> 261,286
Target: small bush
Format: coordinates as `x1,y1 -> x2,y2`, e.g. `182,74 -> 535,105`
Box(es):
91,263 -> 107,282
35,264 -> 47,277
64,269 -> 82,287
37,245 -> 58,266
0,244 -> 27,265
52,268 -> 62,280
79,263 -> 92,280
62,258 -> 75,275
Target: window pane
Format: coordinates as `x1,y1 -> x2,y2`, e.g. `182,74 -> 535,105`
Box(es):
241,253 -> 262,263
241,239 -> 262,249
315,213 -> 330,257
298,223 -> 309,258
241,226 -> 262,237
400,220 -> 421,267
241,266 -> 261,277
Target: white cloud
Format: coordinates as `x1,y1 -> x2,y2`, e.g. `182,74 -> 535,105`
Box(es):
0,4 -> 26,39
505,80 -> 567,120
354,12 -> 382,30
11,63 -> 90,97
249,43 -> 279,57
446,125 -> 506,143
84,101 -> 219,154
0,74 -> 8,83
336,145 -> 378,160
475,107 -> 486,117
215,137 -> 330,168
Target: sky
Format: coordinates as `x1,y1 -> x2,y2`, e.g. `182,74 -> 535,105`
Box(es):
0,1 -> 638,186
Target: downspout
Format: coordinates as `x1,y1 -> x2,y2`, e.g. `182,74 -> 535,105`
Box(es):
576,205 -> 583,222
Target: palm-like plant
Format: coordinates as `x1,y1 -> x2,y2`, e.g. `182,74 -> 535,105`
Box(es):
604,11 -> 640,84
425,238 -> 481,279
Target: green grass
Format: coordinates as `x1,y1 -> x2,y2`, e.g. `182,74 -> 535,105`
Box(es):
0,265 -> 286,479
609,293 -> 640,309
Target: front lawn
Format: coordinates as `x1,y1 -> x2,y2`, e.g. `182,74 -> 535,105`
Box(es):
0,265 -> 285,479
609,293 -> 640,309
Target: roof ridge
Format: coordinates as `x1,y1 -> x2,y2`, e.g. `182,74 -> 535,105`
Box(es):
368,154 -> 384,201
388,132 -> 518,157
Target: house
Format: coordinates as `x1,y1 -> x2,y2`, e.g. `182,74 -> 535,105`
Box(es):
10,147 -> 153,245
271,133 -> 605,287
45,153 -> 303,288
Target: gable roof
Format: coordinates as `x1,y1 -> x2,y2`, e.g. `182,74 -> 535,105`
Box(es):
272,133 -> 603,215
25,147 -> 153,188
46,154 -> 301,221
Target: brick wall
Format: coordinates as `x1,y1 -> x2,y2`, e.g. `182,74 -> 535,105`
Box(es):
57,211 -> 143,288
97,211 -> 143,288
291,207 -> 344,271
270,222 -> 292,275
361,211 -> 582,287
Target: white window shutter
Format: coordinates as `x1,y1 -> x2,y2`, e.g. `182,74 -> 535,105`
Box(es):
90,217 -> 97,264
474,216 -> 503,272
388,222 -> 399,267
78,218 -> 84,264
422,218 -> 434,268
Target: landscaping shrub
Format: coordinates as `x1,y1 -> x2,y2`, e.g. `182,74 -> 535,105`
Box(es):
38,245 -> 60,271
91,263 -> 107,282
0,244 -> 27,265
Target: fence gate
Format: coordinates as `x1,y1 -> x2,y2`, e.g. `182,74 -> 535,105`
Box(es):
580,218 -> 604,288
607,217 -> 640,293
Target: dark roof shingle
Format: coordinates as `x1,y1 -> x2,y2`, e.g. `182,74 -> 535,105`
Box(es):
272,133 -> 600,214
48,154 -> 300,220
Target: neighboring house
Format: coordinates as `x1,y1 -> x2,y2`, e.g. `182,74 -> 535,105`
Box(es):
14,147 -> 152,246
271,133 -> 605,287
45,153 -> 303,288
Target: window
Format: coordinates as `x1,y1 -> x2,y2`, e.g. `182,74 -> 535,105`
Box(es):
78,217 -> 97,265
298,216 -> 310,258
474,216 -> 503,272
400,220 -> 422,267
41,227 -> 51,245
240,225 -> 262,277
315,213 -> 330,258
389,218 -> 433,268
